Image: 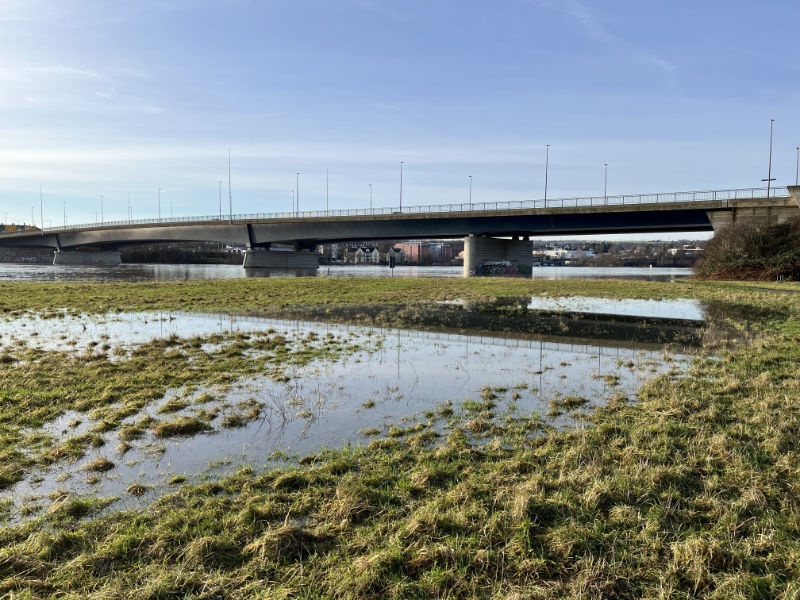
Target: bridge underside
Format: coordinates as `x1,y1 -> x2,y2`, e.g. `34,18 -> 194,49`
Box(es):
0,208 -> 717,251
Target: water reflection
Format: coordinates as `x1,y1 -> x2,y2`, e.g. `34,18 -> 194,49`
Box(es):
5,316 -> 688,517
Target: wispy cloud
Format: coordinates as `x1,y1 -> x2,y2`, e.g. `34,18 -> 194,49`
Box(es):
33,64 -> 104,79
545,0 -> 676,73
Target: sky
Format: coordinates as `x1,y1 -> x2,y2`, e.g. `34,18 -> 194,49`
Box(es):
1,0 -> 799,238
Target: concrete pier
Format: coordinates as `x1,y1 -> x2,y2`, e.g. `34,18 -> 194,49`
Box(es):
242,248 -> 320,269
463,235 -> 532,277
53,250 -> 121,266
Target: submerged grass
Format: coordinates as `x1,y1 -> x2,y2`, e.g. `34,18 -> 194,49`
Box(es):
1,278 -> 800,597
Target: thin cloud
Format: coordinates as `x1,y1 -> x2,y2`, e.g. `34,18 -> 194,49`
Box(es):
551,0 -> 676,73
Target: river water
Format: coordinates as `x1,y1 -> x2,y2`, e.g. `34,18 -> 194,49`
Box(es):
0,263 -> 692,282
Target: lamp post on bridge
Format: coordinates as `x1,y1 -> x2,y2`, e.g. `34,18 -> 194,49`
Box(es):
63,201 -> 66,227
762,119 -> 776,197
296,172 -> 300,216
369,183 -> 373,211
100,195 -> 104,224
468,175 -> 472,208
544,144 -> 550,203
795,146 -> 799,186
400,161 -> 404,212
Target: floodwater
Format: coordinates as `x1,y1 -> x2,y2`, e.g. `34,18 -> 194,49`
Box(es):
2,307 -> 697,519
525,296 -> 705,320
0,262 -> 692,282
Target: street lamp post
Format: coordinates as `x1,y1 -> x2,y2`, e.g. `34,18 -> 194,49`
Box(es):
795,146 -> 799,186
63,201 -> 66,226
468,175 -> 472,208
228,150 -> 233,223
292,190 -> 295,214
604,163 -> 608,205
762,119 -> 776,197
369,183 -> 373,211
544,145 -> 550,203
326,168 -> 329,213
400,161 -> 404,212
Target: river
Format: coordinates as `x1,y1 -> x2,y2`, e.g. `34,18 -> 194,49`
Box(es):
0,263 -> 692,282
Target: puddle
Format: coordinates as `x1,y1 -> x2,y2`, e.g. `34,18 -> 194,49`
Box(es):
525,296 -> 705,320
3,314 -> 691,520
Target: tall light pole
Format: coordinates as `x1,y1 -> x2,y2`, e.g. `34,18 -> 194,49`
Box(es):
218,180 -> 222,219
296,172 -> 300,216
291,189 -> 295,214
63,200 -> 66,226
763,119 -> 776,197
158,188 -> 161,220
39,187 -> 44,233
326,168 -> 329,213
603,163 -> 608,205
369,183 -> 373,211
468,175 -> 472,208
228,150 -> 233,223
795,146 -> 799,186
399,161 -> 404,211
544,144 -> 550,203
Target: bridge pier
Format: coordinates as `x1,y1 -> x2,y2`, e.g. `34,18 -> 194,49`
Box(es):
463,235 -> 532,277
53,250 -> 121,266
242,248 -> 320,269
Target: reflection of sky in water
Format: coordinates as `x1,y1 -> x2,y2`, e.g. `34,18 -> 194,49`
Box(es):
526,296 -> 705,320
4,313 -> 688,518
0,263 -> 691,283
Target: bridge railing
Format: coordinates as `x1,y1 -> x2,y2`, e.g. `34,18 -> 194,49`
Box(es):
40,186 -> 790,232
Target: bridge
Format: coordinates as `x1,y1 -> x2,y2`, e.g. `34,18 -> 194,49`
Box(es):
1,185 -> 798,276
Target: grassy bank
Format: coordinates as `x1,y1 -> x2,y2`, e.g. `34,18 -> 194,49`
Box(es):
1,278 -> 799,598
0,275 -> 791,316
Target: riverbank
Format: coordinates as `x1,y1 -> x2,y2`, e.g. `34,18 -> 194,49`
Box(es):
1,278 -> 799,598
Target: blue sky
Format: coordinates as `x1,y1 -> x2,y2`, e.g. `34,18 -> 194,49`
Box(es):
1,0 -> 799,232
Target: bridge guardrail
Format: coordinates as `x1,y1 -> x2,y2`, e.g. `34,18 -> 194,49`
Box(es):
40,186 -> 790,233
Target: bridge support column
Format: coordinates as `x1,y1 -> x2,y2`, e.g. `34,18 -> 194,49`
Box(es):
242,248 -> 320,269
462,236 -> 532,277
53,250 -> 121,266
789,185 -> 800,207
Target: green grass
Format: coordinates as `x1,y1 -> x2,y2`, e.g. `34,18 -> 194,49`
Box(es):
1,277 -> 800,597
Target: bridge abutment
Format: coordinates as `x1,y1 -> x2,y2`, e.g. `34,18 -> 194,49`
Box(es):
242,248 -> 320,269
53,250 -> 121,266
706,201 -> 800,232
463,235 -> 532,277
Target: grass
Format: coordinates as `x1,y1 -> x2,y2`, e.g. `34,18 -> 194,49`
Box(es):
1,277 -> 800,597
0,326 -> 364,491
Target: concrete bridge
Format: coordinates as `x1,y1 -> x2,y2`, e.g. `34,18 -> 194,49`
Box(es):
1,185 -> 798,276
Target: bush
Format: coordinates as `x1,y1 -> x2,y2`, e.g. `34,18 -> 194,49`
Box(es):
695,217 -> 800,280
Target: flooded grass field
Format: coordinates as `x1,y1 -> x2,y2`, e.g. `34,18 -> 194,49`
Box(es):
1,277 -> 798,598
1,309 -> 691,521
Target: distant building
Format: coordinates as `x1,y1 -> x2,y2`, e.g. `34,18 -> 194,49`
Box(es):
354,247 -> 380,264
395,241 -> 453,264
668,244 -> 704,257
